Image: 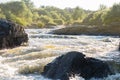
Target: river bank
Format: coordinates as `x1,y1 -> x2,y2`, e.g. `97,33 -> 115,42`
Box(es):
52,25 -> 120,36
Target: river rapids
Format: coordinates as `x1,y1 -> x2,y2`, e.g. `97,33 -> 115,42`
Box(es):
0,28 -> 120,80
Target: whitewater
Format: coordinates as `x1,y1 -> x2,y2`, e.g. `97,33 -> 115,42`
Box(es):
0,28 -> 120,80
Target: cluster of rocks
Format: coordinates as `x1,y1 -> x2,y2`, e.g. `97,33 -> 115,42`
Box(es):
0,19 -> 28,49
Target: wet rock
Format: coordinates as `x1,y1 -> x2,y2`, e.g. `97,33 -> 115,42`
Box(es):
42,51 -> 112,80
118,42 -> 120,51
0,19 -> 28,49
102,38 -> 112,42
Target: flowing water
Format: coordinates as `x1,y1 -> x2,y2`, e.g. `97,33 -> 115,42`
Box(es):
0,28 -> 120,80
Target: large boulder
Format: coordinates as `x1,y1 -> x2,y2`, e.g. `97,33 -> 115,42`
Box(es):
42,51 -> 112,80
0,19 -> 28,49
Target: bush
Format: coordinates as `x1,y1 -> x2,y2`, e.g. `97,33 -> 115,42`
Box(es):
53,19 -> 64,25
72,20 -> 82,25
0,8 -> 6,18
37,22 -> 45,28
15,18 -> 28,26
83,10 -> 108,26
10,14 -> 28,26
104,3 -> 120,25
0,14 -> 6,19
46,21 -> 57,27
0,1 -> 33,26
39,15 -> 52,24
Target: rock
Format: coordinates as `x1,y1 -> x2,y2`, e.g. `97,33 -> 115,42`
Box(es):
0,19 -> 28,49
118,42 -> 120,51
102,38 -> 112,42
42,51 -> 112,80
52,25 -> 120,36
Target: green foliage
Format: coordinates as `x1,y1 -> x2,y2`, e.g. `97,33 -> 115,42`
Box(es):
37,21 -> 45,28
72,20 -> 82,25
7,12 -> 27,26
0,1 -> 33,26
0,8 -> 5,18
104,3 -> 120,24
0,0 -> 119,28
21,0 -> 34,10
72,7 -> 86,21
83,9 -> 108,25
83,3 -> 120,26
39,15 -> 52,24
1,1 -> 27,17
88,11 -> 104,25
50,11 -> 60,19
0,1 -> 88,27
46,21 -> 57,27
99,4 -> 107,10
53,19 -> 64,25
32,12 -> 39,21
37,8 -> 51,17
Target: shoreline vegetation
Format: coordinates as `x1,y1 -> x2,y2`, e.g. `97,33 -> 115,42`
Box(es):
0,0 -> 120,36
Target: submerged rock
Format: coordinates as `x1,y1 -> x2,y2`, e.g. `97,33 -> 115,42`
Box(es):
42,51 -> 112,80
102,38 -> 112,42
0,19 -> 28,49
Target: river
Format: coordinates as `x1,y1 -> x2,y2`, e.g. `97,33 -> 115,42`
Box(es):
0,28 -> 120,80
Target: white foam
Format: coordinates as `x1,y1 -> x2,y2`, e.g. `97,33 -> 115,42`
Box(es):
0,29 -> 119,80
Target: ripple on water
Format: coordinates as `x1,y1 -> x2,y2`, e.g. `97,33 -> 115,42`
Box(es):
0,29 -> 119,80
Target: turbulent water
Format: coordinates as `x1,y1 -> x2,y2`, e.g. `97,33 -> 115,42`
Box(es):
0,28 -> 120,80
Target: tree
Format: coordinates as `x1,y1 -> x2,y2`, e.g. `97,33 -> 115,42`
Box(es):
39,15 -> 53,24
72,7 -> 86,21
53,19 -> 64,25
104,3 -> 120,24
37,8 -> 51,17
21,0 -> 34,10
50,11 -> 60,19
0,8 -> 5,18
99,4 -> 107,10
0,1 -> 33,26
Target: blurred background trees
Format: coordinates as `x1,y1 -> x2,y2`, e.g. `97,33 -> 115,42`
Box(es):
0,0 -> 120,28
